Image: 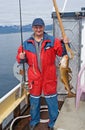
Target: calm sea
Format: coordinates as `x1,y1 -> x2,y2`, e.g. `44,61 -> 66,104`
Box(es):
0,31 -> 52,98
0,31 -> 33,98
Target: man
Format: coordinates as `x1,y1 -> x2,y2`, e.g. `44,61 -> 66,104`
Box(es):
16,18 -> 68,130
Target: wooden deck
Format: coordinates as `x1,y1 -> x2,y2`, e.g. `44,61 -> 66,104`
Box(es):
12,97 -> 64,130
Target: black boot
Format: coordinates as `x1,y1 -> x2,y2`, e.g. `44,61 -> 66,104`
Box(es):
29,125 -> 35,130
48,127 -> 54,130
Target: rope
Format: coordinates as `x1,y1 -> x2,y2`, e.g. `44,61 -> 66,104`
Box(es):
10,114 -> 31,130
10,105 -> 50,130
62,0 -> 67,12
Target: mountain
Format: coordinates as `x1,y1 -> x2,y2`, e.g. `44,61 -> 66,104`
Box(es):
0,24 -> 52,34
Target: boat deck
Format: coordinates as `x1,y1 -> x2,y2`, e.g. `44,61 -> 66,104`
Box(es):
12,97 -> 85,130
12,97 -> 64,130
54,97 -> 85,130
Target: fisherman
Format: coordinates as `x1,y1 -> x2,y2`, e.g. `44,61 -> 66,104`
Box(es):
16,18 -> 68,130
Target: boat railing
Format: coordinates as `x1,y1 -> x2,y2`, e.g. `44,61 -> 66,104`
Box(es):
0,83 -> 29,129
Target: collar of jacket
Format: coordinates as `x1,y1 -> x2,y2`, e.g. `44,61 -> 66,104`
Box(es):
27,32 -> 54,44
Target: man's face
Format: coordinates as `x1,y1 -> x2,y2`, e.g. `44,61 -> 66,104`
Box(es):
32,25 -> 44,37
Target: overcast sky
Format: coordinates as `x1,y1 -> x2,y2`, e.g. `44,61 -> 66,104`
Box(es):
0,0 -> 85,26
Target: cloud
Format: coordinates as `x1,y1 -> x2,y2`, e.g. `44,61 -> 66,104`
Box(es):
0,0 -> 85,26
0,0 -> 53,25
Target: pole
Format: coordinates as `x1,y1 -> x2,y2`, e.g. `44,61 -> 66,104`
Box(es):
52,0 -> 74,59
19,0 -> 26,82
18,0 -> 28,104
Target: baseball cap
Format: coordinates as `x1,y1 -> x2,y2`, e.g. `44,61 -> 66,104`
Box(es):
32,18 -> 45,27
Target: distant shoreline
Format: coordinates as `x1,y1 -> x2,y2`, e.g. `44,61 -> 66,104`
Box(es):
0,24 -> 52,34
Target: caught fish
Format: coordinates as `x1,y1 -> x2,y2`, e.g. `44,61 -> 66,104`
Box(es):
59,54 -> 76,97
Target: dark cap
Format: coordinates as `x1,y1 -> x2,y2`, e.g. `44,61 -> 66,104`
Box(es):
32,18 -> 45,27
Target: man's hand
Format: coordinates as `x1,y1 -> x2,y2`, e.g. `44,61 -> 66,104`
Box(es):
19,52 -> 25,59
63,36 -> 69,44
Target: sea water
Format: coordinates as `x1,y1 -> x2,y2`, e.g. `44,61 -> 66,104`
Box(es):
0,31 -> 32,98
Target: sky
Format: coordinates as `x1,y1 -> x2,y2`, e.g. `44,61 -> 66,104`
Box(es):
0,0 -> 85,26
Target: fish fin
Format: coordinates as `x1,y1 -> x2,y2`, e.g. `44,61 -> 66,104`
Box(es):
67,92 -> 76,98
68,67 -> 72,73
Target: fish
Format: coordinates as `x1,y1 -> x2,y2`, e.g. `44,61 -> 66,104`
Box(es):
59,54 -> 76,97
